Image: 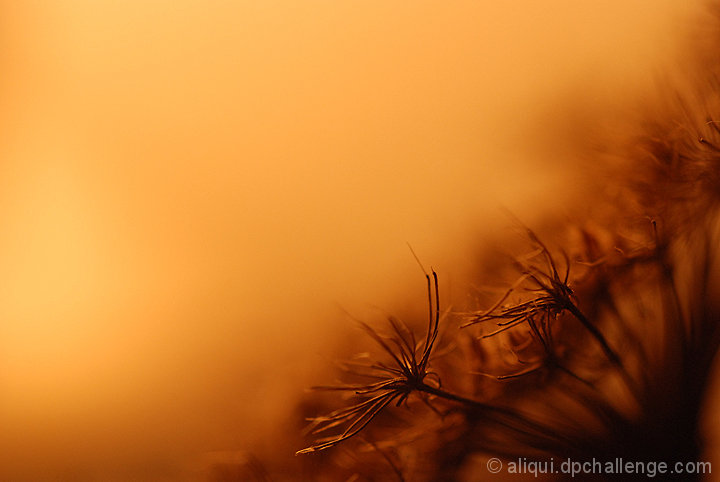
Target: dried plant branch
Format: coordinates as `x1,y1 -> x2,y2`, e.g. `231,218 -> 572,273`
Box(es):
296,271 -> 443,454
463,229 -> 631,384
298,270 -> 578,456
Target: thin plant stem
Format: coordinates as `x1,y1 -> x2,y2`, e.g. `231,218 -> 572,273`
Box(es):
415,383 -> 575,447
565,303 -> 640,401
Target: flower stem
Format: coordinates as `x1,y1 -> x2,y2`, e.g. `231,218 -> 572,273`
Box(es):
566,302 -> 640,400
566,303 -> 621,366
415,383 -> 574,447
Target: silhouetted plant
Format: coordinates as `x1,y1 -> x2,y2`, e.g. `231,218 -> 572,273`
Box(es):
295,11 -> 720,481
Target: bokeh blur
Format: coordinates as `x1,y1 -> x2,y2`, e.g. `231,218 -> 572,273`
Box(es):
0,1 -> 698,479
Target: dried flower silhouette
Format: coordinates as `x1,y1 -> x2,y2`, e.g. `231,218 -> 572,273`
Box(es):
465,228 -> 621,367
293,10 -> 720,481
296,270 -> 443,454
297,268 -> 571,457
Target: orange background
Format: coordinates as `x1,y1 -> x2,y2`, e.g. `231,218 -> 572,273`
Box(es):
0,1 -> 695,479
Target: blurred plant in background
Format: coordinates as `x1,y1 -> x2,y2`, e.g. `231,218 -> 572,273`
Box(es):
287,16 -> 720,482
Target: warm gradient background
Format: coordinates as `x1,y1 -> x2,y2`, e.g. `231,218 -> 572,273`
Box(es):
0,1 -> 699,480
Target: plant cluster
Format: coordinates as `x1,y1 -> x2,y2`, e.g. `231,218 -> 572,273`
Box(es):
290,13 -> 720,482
